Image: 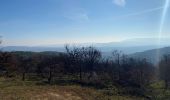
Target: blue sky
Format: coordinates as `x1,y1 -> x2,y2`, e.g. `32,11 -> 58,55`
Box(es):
0,0 -> 170,46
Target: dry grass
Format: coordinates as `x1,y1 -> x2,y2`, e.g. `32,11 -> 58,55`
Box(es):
0,77 -> 145,100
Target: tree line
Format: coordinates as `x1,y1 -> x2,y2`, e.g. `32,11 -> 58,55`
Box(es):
0,45 -> 170,95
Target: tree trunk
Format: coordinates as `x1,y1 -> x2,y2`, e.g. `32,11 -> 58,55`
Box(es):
79,65 -> 82,81
165,80 -> 168,89
48,67 -> 52,84
22,72 -> 25,81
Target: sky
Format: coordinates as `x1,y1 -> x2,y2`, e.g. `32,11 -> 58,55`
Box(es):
0,0 -> 170,46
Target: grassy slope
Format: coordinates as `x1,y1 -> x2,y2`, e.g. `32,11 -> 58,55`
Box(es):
149,81 -> 170,100
0,77 -> 146,100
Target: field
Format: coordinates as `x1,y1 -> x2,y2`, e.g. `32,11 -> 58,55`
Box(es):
0,77 -> 146,100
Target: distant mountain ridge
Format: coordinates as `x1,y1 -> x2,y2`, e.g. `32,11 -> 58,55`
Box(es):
2,45 -> 170,65
0,46 -> 65,52
0,45 -> 164,54
1,38 -> 170,56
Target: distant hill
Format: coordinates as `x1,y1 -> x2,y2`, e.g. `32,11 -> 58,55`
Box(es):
1,38 -> 170,56
0,45 -> 162,54
0,46 -> 65,52
10,51 -> 62,56
2,38 -> 170,54
2,45 -> 170,65
130,46 -> 170,65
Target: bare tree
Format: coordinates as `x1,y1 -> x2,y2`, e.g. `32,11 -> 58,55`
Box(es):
83,46 -> 101,81
65,45 -> 84,81
65,45 -> 102,82
18,56 -> 33,81
159,55 -> 170,89
112,50 -> 123,81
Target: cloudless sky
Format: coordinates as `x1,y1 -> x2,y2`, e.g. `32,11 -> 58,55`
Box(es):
0,0 -> 170,46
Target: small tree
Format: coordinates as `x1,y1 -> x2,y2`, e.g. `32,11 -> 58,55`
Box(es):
18,56 -> 33,81
111,50 -> 123,81
83,46 -> 101,81
65,45 -> 84,81
159,55 -> 170,89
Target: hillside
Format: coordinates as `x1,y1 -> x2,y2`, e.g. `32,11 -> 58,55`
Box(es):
130,46 -> 170,65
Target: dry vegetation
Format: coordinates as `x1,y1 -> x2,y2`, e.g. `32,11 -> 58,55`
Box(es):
0,77 -> 145,100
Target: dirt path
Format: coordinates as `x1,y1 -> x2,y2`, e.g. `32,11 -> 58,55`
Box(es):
46,92 -> 82,100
